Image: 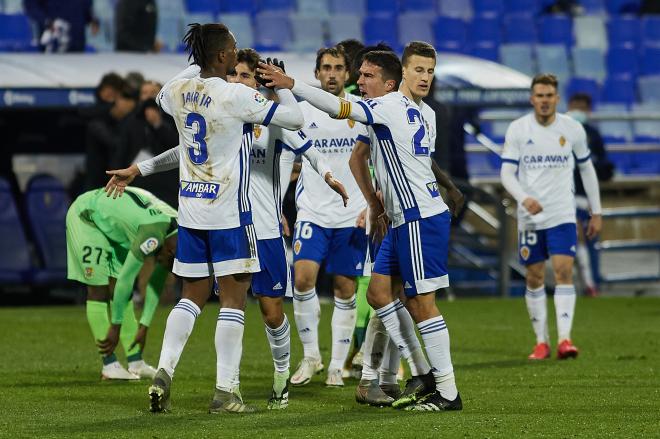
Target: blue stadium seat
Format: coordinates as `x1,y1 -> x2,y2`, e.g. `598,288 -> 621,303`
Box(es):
504,0 -> 540,15
469,43 -> 499,61
158,0 -> 186,16
2,0 -> 24,14
538,15 -> 573,47
499,44 -> 535,76
641,16 -> 660,44
218,13 -> 253,48
0,14 -> 33,51
433,16 -> 467,52
640,46 -> 660,75
158,15 -> 183,52
572,47 -> 606,82
565,77 -> 600,102
363,14 -> 398,47
607,47 -> 637,79
607,16 -> 640,48
398,13 -> 434,48
637,75 -> 660,103
536,44 -> 570,82
472,0 -> 504,17
631,103 -> 660,143
605,0 -> 641,14
185,0 -> 220,14
329,0 -> 366,15
502,14 -> 536,43
25,175 -> 69,283
601,76 -> 636,105
595,103 -> 633,143
297,0 -> 330,16
366,0 -> 397,14
259,0 -> 295,12
438,0 -> 473,19
219,0 -> 256,13
580,0 -> 606,15
400,0 -> 436,12
290,14 -> 325,52
327,14 -> 363,44
0,178 -> 32,283
183,12 -> 215,27
469,16 -> 501,46
574,16 -> 607,50
254,12 -> 292,50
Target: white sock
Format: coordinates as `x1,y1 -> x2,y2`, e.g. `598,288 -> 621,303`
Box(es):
329,294 -> 356,371
360,315 -> 389,381
157,299 -> 200,378
576,244 -> 595,288
293,287 -> 321,360
265,314 -> 291,374
375,299 -> 431,376
525,285 -> 549,344
379,338 -> 401,385
554,284 -> 577,342
215,308 -> 245,392
418,316 -> 458,400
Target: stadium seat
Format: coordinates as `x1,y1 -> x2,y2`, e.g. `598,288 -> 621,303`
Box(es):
504,0 -> 541,15
363,14 -> 398,48
606,47 -> 638,79
637,75 -> 660,103
366,0 -> 397,14
438,0 -> 473,19
219,0 -> 256,13
472,0 -> 504,17
631,103 -> 660,143
258,0 -> 295,12
574,16 -> 607,50
157,16 -> 183,52
0,178 -> 32,284
579,0 -> 606,15
502,14 -> 536,44
595,103 -> 634,143
2,0 -> 23,14
290,14 -> 325,52
158,0 -> 186,16
185,0 -> 220,14
433,16 -> 467,52
605,0 -> 641,14
607,16 -> 640,48
572,47 -> 606,82
183,12 -> 215,28
469,43 -> 499,61
398,13 -> 434,48
327,14 -> 363,44
399,0 -> 436,12
640,46 -> 660,75
601,76 -> 636,105
538,15 -> 573,47
297,0 -> 330,16
565,77 -> 600,102
499,44 -> 535,76
25,175 -> 69,283
0,14 -> 33,51
254,12 -> 292,51
93,0 -> 116,20
536,44 -> 570,83
329,0 -> 366,15
469,16 -> 501,46
218,13 -> 253,48
641,16 -> 660,44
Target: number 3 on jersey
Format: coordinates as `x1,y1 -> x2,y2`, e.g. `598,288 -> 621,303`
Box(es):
406,108 -> 427,156
185,112 -> 208,164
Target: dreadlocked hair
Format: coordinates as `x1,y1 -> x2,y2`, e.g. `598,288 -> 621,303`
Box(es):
183,23 -> 232,69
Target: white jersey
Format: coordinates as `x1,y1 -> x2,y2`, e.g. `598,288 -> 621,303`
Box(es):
295,97 -> 368,228
502,112 -> 591,230
250,124 -> 311,240
157,67 -> 282,230
358,92 -> 448,228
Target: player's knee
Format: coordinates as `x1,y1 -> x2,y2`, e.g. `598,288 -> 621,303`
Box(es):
294,272 -> 316,292
554,266 -> 573,284
366,286 -> 388,309
263,309 -> 284,328
526,270 -> 544,289
87,286 -> 109,302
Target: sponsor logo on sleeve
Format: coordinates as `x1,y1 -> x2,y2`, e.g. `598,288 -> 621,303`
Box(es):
180,181 -> 220,199
426,181 -> 440,197
139,237 -> 160,255
253,91 -> 267,106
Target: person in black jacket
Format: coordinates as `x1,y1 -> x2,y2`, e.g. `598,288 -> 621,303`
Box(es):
115,0 -> 158,52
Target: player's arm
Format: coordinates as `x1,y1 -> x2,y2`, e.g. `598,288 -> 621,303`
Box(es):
349,139 -> 387,240
431,158 -> 464,217
574,126 -> 602,238
302,147 -> 349,206
130,263 -> 168,352
500,125 -> 541,215
157,65 -> 201,115
105,146 -> 179,198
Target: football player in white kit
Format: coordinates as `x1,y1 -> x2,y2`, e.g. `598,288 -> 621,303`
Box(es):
500,74 -> 602,361
288,46 -> 370,388
258,42 -> 464,411
105,23 -> 304,413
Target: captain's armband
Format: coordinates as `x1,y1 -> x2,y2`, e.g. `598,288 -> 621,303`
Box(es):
333,98 -> 352,120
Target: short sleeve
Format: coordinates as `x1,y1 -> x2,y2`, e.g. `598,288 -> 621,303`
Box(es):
281,128 -> 312,155
501,122 -> 522,165
572,122 -> 591,164
229,84 -> 279,126
157,85 -> 173,116
130,223 -> 168,260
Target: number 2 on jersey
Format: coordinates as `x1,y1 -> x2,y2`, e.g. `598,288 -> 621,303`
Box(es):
185,112 -> 208,164
406,108 -> 427,155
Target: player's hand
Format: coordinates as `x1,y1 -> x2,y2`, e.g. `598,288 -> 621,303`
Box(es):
256,61 -> 294,90
324,172 -> 349,207
447,187 -> 465,217
356,208 -> 367,229
105,164 -> 141,198
97,324 -> 121,356
281,215 -> 291,238
522,197 -> 543,215
586,214 -> 602,240
129,324 -> 148,352
369,199 -> 388,243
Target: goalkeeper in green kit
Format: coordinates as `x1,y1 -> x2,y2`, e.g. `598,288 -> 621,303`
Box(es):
66,187 -> 177,380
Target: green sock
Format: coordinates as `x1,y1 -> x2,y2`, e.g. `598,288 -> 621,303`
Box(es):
86,300 -> 115,364
117,300 -> 142,362
353,276 -> 373,349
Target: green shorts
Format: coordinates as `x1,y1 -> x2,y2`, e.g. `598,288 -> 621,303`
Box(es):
66,205 -> 127,286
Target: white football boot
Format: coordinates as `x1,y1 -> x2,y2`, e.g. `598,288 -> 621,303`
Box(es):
128,360 -> 157,379
101,361 -> 139,380
325,368 -> 344,387
290,357 -> 324,386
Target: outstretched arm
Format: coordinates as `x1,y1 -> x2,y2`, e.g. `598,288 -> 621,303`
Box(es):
105,147 -> 179,198
302,147 -> 349,206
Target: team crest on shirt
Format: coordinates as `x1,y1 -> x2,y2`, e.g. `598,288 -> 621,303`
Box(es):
293,240 -> 302,255
253,125 -> 262,139
347,119 -> 355,128
253,91 -> 267,106
559,136 -> 566,146
520,245 -> 530,261
139,237 -> 160,255
84,267 -> 93,279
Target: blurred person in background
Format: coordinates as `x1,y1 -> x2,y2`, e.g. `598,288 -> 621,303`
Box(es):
24,0 -> 98,52
115,0 -> 159,52
337,39 -> 365,96
567,93 -> 614,297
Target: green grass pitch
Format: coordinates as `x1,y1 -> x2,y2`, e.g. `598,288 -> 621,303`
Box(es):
1,297 -> 658,438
